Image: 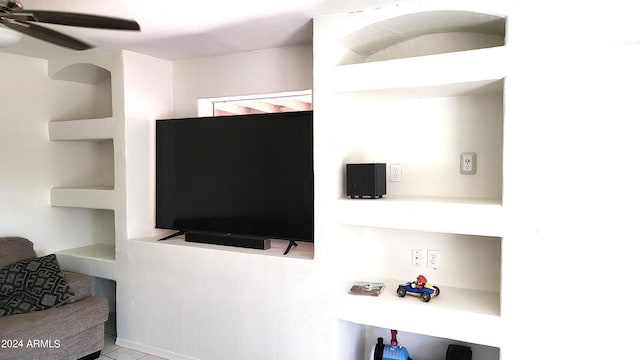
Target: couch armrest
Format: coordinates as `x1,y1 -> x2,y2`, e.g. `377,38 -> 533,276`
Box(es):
0,296 -> 109,359
64,272 -> 92,302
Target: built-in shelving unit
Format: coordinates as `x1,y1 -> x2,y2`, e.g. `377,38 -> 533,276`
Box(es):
48,59 -> 122,280
316,5 -> 506,359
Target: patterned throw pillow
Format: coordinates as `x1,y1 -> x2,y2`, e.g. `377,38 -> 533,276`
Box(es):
0,254 -> 75,317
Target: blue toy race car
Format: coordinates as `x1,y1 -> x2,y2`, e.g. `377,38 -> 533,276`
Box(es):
396,275 -> 440,302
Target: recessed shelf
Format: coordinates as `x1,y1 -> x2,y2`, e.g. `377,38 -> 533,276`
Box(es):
50,186 -> 115,210
336,196 -> 503,237
338,278 -> 501,347
49,117 -> 115,141
361,325 -> 500,360
50,62 -> 113,120
57,243 -> 115,261
56,244 -> 116,280
333,47 -> 505,97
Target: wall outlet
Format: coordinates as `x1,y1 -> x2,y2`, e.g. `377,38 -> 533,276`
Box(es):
411,248 -> 423,267
460,152 -> 477,175
427,249 -> 440,269
390,164 -> 402,182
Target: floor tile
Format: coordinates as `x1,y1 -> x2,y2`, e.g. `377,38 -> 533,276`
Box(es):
140,355 -> 167,360
103,347 -> 146,360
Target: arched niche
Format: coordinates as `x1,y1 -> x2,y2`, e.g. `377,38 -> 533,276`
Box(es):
340,10 -> 506,64
50,63 -> 113,120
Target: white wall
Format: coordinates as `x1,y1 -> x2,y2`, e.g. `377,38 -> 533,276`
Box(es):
500,3 -> 640,359
121,51 -> 174,239
0,53 -> 109,254
172,45 -> 313,117
117,240 -> 335,359
336,93 -> 503,200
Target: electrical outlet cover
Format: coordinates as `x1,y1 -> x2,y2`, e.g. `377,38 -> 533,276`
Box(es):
412,248 -> 423,267
390,164 -> 402,182
460,152 -> 477,175
427,249 -> 440,269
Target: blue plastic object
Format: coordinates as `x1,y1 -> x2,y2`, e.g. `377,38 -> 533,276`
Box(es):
373,330 -> 410,360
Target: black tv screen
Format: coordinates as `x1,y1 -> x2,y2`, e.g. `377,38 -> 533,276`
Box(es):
156,111 -> 313,249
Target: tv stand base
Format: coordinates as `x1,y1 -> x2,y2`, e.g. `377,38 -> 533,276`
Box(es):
158,230 -> 185,241
284,240 -> 298,255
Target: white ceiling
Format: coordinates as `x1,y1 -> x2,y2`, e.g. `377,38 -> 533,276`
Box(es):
0,0 -> 414,60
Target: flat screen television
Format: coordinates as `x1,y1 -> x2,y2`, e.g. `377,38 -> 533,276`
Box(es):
156,110 -> 313,253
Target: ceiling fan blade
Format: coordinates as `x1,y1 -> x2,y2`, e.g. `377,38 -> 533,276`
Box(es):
1,18 -> 92,50
8,10 -> 140,31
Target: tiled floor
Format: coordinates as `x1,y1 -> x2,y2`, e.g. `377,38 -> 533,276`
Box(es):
99,314 -> 166,360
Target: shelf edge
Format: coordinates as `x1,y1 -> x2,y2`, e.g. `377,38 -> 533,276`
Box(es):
49,117 -> 115,141
50,187 -> 116,210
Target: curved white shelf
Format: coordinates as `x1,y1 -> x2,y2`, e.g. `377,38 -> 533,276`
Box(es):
50,186 -> 115,210
333,46 -> 505,98
338,278 -> 501,347
335,196 -> 503,237
56,244 -> 115,280
49,117 -> 115,141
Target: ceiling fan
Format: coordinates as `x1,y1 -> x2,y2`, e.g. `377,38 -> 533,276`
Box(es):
0,0 -> 140,50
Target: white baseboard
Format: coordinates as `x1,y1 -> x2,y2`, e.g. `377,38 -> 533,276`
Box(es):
115,337 -> 200,360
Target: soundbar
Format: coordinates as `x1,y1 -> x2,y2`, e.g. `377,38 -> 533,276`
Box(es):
185,231 -> 271,250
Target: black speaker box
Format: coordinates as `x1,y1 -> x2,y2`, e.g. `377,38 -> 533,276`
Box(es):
186,231 -> 271,250
346,163 -> 386,199
446,344 -> 472,360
